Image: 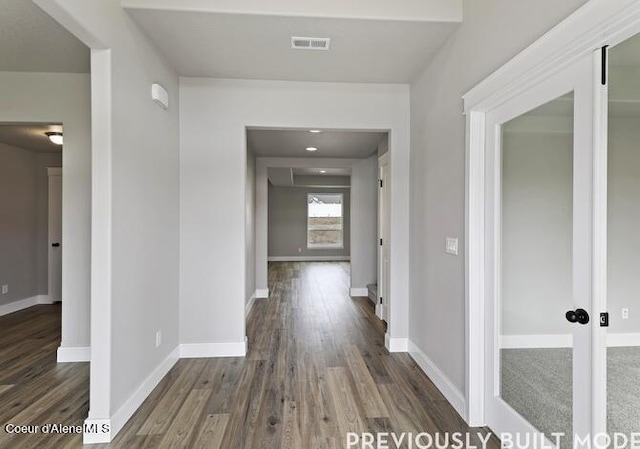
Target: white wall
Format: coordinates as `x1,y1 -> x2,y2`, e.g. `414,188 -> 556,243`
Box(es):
409,0 -> 589,393
350,154 -> 378,290
35,0 -> 181,441
0,71 -> 91,350
180,79 -> 410,349
0,143 -> 62,306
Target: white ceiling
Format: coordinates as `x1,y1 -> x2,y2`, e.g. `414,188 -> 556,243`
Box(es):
293,167 -> 351,176
126,9 -> 457,83
0,0 -> 89,73
247,129 -> 385,158
0,124 -> 63,153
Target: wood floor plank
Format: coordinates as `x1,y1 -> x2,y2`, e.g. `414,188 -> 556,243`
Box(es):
157,389 -> 212,448
191,413 -> 229,449
343,344 -> 389,418
326,367 -> 366,447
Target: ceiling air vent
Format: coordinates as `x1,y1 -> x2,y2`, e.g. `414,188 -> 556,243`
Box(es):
291,37 -> 331,51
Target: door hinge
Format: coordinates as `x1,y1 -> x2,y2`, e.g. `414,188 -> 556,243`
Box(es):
379,297 -> 383,305
379,179 -> 383,188
600,312 -> 609,327
379,238 -> 383,246
601,45 -> 609,86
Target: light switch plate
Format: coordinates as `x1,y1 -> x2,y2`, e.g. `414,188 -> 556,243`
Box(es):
446,238 -> 459,256
1,285 -> 7,295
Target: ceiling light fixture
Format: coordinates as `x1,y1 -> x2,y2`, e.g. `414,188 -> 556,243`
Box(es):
320,170 -> 327,173
306,147 -> 318,152
309,130 -> 322,133
46,132 -> 63,145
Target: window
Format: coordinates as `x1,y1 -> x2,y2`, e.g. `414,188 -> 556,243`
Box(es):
307,193 -> 344,249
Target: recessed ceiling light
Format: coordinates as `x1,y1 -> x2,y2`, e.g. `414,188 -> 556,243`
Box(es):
309,130 -> 322,133
45,132 -> 63,145
306,147 -> 318,152
320,170 -> 327,173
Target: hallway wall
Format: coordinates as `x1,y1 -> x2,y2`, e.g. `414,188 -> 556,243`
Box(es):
268,185 -> 351,259
0,143 -> 61,307
180,79 -> 410,349
409,0 -> 590,398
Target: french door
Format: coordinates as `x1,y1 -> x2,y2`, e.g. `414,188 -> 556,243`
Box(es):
484,54 -> 595,448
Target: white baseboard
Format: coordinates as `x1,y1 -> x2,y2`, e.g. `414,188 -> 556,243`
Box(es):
83,418 -> 112,444
268,256 -> 350,262
408,340 -> 466,420
57,346 -> 91,363
179,341 -> 247,358
108,346 -> 180,443
0,296 -> 38,316
607,333 -> 640,347
500,334 -> 573,349
350,287 -> 368,297
37,295 -> 56,304
255,288 -> 269,299
246,293 -> 256,319
385,334 -> 408,352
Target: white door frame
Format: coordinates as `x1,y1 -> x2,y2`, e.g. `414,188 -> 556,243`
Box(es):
47,167 -> 63,303
377,152 -> 390,321
463,0 -> 640,431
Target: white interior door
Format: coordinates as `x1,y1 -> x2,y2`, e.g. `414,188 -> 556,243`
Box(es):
484,55 -> 594,448
47,168 -> 62,302
378,153 -> 390,322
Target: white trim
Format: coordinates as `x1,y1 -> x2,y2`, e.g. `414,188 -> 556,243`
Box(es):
37,294 -> 55,304
82,418 -> 111,444
107,347 -> 180,442
500,334 -> 573,349
349,287 -> 368,297
465,110 -> 486,427
384,334 -> 408,352
463,0 -> 640,113
255,288 -> 269,299
0,297 -> 38,316
607,333 -> 640,347
409,340 -> 466,420
57,346 -> 91,363
179,342 -> 247,358
245,292 -> 256,318
0,295 -> 56,317
268,256 -> 350,262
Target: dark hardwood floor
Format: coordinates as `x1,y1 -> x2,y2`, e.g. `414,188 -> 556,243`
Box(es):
0,263 -> 496,448
0,303 -> 89,449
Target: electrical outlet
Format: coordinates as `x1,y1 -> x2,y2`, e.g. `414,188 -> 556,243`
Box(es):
622,308 -> 629,320
1,285 -> 8,295
155,330 -> 162,348
445,238 -> 459,256
298,247 -> 302,253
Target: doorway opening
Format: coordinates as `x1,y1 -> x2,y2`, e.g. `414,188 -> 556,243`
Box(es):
245,127 -> 391,342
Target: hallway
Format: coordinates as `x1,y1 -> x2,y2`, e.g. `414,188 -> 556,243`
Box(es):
99,262 -> 495,448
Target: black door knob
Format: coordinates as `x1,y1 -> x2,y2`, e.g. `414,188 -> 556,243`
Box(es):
52,243 -> 60,248
566,308 -> 589,325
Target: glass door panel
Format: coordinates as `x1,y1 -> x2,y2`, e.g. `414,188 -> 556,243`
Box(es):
607,33 -> 640,438
500,93 -> 575,447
